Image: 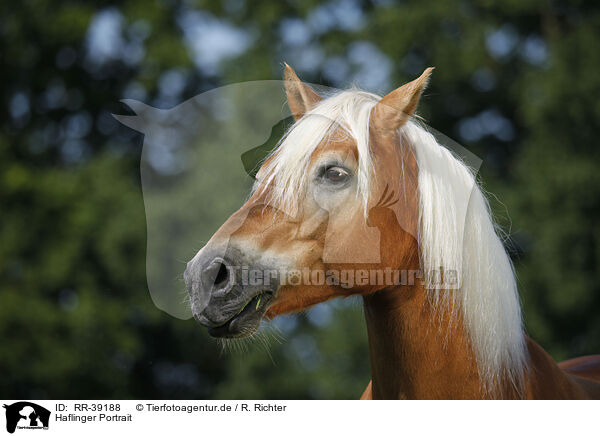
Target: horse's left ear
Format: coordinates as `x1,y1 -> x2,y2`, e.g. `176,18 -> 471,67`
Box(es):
284,63 -> 322,120
372,67 -> 434,131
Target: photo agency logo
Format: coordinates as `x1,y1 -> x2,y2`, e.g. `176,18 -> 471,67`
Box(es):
113,79 -> 482,320
3,402 -> 50,434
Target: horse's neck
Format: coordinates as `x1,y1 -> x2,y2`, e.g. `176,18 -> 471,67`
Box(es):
362,282 -> 488,399
362,283 -> 593,399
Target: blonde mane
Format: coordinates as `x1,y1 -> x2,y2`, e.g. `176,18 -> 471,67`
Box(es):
258,89 -> 528,393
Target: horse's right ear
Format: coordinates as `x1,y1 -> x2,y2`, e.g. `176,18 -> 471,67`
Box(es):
371,67 -> 434,132
284,63 -> 322,120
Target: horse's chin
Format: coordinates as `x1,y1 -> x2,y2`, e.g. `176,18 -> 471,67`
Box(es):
197,292 -> 273,339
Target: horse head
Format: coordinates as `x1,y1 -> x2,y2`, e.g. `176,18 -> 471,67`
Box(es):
184,65 -> 432,338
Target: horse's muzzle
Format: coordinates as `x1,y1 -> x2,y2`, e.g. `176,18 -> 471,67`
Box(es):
184,245 -> 278,338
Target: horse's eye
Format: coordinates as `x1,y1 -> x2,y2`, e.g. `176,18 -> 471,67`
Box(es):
324,166 -> 350,184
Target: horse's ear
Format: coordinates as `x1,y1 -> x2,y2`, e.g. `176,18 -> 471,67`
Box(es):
372,67 -> 434,131
284,63 -> 322,120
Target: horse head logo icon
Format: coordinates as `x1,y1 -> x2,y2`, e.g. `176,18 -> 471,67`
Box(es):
3,402 -> 50,433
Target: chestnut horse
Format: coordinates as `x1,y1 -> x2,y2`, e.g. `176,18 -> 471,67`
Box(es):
184,65 -> 600,399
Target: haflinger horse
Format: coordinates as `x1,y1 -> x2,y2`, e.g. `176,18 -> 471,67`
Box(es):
184,64 -> 600,399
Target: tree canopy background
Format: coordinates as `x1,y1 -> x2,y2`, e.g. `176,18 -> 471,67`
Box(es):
1,0 -> 599,399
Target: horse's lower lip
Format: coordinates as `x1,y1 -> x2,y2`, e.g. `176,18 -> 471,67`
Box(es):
207,293 -> 271,338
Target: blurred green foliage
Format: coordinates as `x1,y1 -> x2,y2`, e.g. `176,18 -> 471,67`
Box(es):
0,0 -> 599,398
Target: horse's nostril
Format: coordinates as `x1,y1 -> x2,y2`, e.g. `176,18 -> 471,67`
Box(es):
200,258 -> 233,293
213,262 -> 229,287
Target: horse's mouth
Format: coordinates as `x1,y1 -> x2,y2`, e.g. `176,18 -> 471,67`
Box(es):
206,292 -> 273,338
